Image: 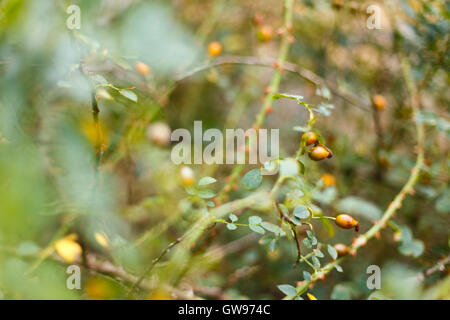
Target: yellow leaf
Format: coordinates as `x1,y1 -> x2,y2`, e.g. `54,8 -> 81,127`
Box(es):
86,277 -> 115,300
94,232 -> 110,248
307,293 -> 318,300
54,234 -> 82,263
147,287 -> 172,300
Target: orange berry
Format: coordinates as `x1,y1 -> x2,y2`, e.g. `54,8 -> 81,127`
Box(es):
208,41 -> 222,58
265,105 -> 273,114
252,13 -> 264,26
332,0 -> 344,9
180,166 -> 195,186
373,94 -> 387,110
257,25 -> 274,42
335,214 -> 360,231
135,61 -> 151,76
320,173 -> 336,188
286,23 -> 293,32
302,131 -> 318,146
334,243 -> 349,257
308,146 -> 330,161
146,122 -> 171,147
277,27 -> 285,36
349,1 -> 359,13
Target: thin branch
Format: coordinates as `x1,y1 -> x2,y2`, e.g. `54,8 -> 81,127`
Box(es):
290,55 -> 426,299
416,254 -> 450,281
218,0 -> 295,201
274,201 -> 302,266
90,91 -> 103,167
175,55 -> 369,111
127,236 -> 183,297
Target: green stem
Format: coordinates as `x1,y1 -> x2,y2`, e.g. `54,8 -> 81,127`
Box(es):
219,0 -> 294,200
289,54 -> 425,299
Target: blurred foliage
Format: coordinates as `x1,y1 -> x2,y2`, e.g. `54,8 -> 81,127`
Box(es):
0,0 -> 448,300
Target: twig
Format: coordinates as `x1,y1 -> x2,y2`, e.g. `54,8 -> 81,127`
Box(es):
371,100 -> 385,180
290,54 -> 426,299
127,236 -> 183,297
416,254 -> 450,281
90,91 -> 103,167
274,200 -> 302,266
217,0 -> 295,201
175,55 -> 369,111
158,191 -> 272,284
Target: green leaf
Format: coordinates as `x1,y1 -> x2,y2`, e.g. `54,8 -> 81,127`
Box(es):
303,238 -> 312,248
185,186 -> 197,196
314,249 -> 324,258
312,187 -> 337,205
331,284 -> 355,300
259,236 -> 271,245
269,239 -> 278,251
293,126 -> 308,132
279,158 -> 299,177
119,90 -> 138,102
328,245 -> 338,260
399,239 -> 424,258
226,223 -> 237,230
313,105 -> 331,116
303,271 -> 311,281
297,160 -> 306,175
57,80 -> 72,88
92,74 -> 108,84
17,241 -> 41,256
249,216 -> 262,224
277,284 -> 297,297
206,201 -> 215,207
315,86 -> 331,100
273,93 -> 304,101
261,222 -> 285,236
249,225 -> 265,234
334,265 -> 343,272
249,216 -> 264,234
367,291 -> 390,300
198,176 -> 217,186
397,225 -> 413,242
397,225 -> 424,258
229,213 -> 238,222
278,204 -> 289,216
197,189 -> 216,199
242,169 -> 262,190
312,256 -> 321,269
294,205 -> 310,219
435,190 -> 450,214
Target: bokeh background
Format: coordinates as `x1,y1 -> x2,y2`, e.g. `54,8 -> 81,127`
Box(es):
0,0 -> 448,299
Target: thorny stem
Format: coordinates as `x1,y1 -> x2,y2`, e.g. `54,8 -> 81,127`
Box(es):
415,254 -> 450,281
288,55 -> 426,300
255,0 -> 293,128
175,55 -> 369,111
127,237 -> 183,297
91,92 -> 103,168
218,0 -> 294,201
